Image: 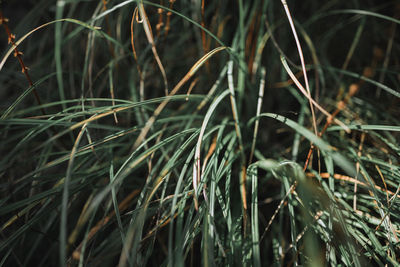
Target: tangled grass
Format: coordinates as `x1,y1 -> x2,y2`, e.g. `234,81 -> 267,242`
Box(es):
1,0 -> 400,266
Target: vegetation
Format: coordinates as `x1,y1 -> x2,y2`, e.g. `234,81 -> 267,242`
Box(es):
1,0 -> 399,266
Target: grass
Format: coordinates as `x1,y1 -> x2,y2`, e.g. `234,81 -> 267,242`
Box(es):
1,0 -> 400,266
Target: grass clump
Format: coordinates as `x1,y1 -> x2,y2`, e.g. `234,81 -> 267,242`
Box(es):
1,0 -> 400,266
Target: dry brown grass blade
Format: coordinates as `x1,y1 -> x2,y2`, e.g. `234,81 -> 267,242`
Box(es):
132,46 -> 227,150
280,0 -> 317,136
353,132 -> 365,211
260,182 -> 297,242
245,11 -> 261,76
307,172 -> 400,199
130,8 -> 143,76
281,56 -> 350,133
71,189 -> 140,261
164,0 -> 176,37
280,0 -> 323,175
136,3 -> 169,95
156,0 -> 164,36
186,77 -> 199,100
303,83 -> 359,171
130,7 -> 146,109
272,71 -> 303,88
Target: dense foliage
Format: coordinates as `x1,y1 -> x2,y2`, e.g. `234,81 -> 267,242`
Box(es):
1,0 -> 399,266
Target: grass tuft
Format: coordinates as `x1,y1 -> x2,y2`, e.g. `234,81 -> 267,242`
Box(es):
1,0 -> 400,266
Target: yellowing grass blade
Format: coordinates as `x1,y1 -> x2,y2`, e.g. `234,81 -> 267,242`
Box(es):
132,46 -> 227,150
136,2 -> 169,95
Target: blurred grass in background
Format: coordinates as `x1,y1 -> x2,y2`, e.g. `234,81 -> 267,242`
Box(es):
1,0 -> 400,266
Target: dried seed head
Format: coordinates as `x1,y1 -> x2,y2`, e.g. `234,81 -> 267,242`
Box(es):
14,50 -> 23,57
349,84 -> 359,97
21,66 -> 30,73
8,33 -> 16,44
156,23 -> 164,31
0,17 -> 9,25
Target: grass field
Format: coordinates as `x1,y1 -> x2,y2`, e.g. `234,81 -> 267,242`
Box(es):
1,0 -> 400,266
